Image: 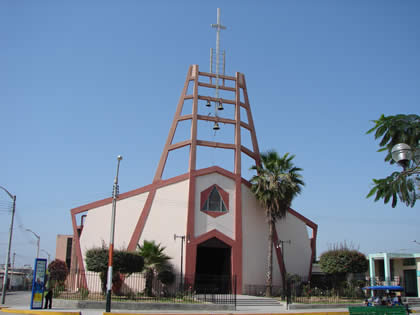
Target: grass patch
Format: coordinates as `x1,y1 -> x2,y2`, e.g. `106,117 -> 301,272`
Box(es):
276,296 -> 364,304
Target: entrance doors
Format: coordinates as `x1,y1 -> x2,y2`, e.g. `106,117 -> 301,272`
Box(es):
404,270 -> 418,297
195,237 -> 231,293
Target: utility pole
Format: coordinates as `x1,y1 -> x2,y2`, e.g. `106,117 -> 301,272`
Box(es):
0,186 -> 16,304
9,252 -> 16,291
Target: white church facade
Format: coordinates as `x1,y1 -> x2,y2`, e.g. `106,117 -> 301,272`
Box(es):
70,65 -> 317,294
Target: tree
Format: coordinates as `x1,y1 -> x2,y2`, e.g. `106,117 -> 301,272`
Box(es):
319,245 -> 368,288
85,247 -> 144,293
250,151 -> 304,296
367,114 -> 420,207
48,259 -> 68,283
137,240 -> 172,296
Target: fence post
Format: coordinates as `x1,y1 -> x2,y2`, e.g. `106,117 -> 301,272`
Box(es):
234,275 -> 237,310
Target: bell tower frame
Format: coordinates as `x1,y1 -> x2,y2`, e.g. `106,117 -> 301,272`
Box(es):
141,64 -> 261,292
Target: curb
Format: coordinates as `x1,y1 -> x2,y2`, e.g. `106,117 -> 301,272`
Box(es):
0,309 -> 81,315
103,314 -> 344,315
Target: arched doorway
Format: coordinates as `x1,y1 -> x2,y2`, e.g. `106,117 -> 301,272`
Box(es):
195,237 -> 231,293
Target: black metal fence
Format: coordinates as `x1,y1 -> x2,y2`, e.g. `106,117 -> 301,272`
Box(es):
243,275 -> 371,304
53,270 -> 236,305
287,275 -> 368,304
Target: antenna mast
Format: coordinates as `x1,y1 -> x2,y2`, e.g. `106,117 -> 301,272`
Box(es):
211,8 -> 226,120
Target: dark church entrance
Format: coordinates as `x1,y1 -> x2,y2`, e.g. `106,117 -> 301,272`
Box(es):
195,237 -> 231,293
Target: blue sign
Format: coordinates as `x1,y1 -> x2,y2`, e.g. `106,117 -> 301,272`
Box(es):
30,258 -> 47,309
417,270 -> 420,277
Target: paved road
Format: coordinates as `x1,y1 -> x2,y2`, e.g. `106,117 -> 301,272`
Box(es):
1,291 -> 32,308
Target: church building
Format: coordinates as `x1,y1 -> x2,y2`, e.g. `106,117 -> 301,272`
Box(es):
70,11 -> 317,295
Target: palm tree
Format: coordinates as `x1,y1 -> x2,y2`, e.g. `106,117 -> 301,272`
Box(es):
137,240 -> 171,296
250,151 -> 304,296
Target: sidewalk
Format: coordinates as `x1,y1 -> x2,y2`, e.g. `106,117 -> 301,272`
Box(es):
1,292 -> 419,315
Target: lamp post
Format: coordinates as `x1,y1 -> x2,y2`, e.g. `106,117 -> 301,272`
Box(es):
174,234 -> 187,290
391,142 -> 420,205
0,185 -> 16,305
25,228 -> 40,258
276,240 -> 291,307
106,155 -> 123,313
41,249 -> 51,264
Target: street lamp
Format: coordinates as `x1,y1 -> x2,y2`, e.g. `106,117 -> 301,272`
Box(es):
392,142 -> 420,169
174,234 -> 188,290
25,228 -> 40,258
0,185 -> 16,305
41,249 -> 51,263
106,155 -> 123,313
276,240 -> 291,307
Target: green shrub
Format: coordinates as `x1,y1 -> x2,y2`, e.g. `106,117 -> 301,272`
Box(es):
79,287 -> 89,300
85,247 -> 144,293
158,269 -> 175,285
52,282 -> 65,298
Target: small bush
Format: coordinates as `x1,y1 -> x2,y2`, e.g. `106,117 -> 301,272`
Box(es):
52,282 -> 65,298
79,287 -> 89,300
158,269 -> 175,285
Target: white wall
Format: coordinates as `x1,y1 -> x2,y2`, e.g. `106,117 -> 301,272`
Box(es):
79,191 -> 149,268
241,183 -> 312,290
194,173 -> 235,240
275,212 -> 312,277
77,171 -> 315,293
139,180 -> 189,274
241,183 -> 270,288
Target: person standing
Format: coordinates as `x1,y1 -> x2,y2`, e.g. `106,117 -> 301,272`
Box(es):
44,272 -> 53,309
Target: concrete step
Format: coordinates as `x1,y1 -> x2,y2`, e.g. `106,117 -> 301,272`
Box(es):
236,298 -> 282,306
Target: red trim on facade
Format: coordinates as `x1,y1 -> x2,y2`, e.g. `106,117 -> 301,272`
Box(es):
273,227 -> 286,287
287,207 -> 317,229
234,177 -> 243,292
194,165 -> 238,181
200,185 -> 213,210
70,173 -> 189,215
287,207 -> 318,280
127,189 -> 157,251
185,172 -> 196,280
241,178 -> 252,188
201,210 -> 226,218
191,229 -> 235,247
70,210 -> 87,288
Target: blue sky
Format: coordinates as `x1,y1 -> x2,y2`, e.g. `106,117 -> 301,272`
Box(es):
1,1 -> 419,268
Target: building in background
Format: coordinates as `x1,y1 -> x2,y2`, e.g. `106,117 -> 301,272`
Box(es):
55,234 -> 75,270
368,252 -> 420,297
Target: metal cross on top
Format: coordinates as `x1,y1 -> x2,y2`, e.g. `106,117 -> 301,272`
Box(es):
210,8 -> 227,119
